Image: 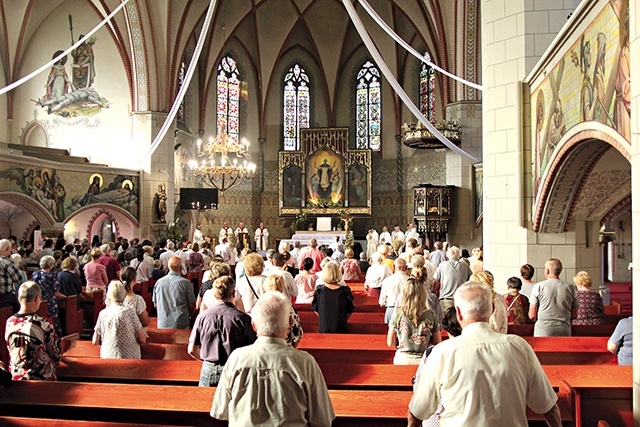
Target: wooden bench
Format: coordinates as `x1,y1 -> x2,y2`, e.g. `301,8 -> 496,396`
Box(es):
294,302 -> 385,313
57,294 -> 83,336
0,417 -> 166,427
0,381 -> 414,426
298,311 -> 388,334
66,333 -> 617,365
508,323 -> 617,337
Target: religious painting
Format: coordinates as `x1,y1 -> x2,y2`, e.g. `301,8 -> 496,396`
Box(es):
0,159 -> 139,222
278,128 -> 371,216
474,164 -> 483,227
530,0 -> 629,206
282,165 -> 302,207
306,149 -> 345,206
35,14 -> 109,118
348,163 -> 368,207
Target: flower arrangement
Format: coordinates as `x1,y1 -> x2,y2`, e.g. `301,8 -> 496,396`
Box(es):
160,220 -> 184,243
290,210 -> 309,233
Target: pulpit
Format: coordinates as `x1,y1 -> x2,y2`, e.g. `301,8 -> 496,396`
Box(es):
413,184 -> 454,246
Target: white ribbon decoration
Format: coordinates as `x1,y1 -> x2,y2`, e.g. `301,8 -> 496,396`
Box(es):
0,0 -> 131,97
358,0 -> 482,91
137,0 -> 217,164
343,0 -> 480,164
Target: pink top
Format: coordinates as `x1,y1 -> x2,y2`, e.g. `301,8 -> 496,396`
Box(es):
84,261 -> 107,289
295,273 -> 317,304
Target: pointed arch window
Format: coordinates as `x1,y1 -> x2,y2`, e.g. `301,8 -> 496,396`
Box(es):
177,61 -> 186,122
283,64 -> 310,151
216,56 -> 240,142
356,61 -> 381,151
420,52 -> 436,123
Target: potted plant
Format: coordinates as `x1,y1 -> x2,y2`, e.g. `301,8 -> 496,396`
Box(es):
290,211 -> 309,233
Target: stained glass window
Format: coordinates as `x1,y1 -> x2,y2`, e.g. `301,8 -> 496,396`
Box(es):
216,56 -> 240,143
420,52 -> 435,123
356,61 -> 381,150
177,61 -> 186,122
283,64 -> 310,151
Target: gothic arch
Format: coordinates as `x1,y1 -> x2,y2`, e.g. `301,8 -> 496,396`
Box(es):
0,192 -> 56,226
65,203 -> 140,236
533,124 -> 631,233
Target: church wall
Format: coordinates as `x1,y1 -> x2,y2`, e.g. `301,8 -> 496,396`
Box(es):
14,0 -> 133,169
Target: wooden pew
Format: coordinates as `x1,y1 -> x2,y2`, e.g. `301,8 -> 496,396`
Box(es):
57,294 -> 83,336
0,381 -> 413,426
79,290 -> 105,332
294,302 -> 384,313
298,311 -> 388,334
0,417 -> 165,427
508,323 -> 617,337
0,306 -> 12,366
132,281 -> 151,314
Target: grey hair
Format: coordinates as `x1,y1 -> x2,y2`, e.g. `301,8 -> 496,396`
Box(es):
106,280 -> 126,303
454,281 -> 492,321
167,241 -> 175,250
18,281 -> 41,303
251,291 -> 290,337
39,255 -> 55,269
10,253 -> 23,267
446,246 -> 461,261
412,254 -> 425,268
0,239 -> 11,252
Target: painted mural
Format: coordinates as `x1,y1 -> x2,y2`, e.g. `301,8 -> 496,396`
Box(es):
35,14 -> 109,118
0,161 -> 139,222
531,0 -> 629,198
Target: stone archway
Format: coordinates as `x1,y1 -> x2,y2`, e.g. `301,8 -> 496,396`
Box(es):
533,125 -> 631,233
0,192 -> 56,227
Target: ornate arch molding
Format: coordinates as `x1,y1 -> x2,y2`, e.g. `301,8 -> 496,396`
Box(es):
65,203 -> 139,232
0,192 -> 56,226
533,126 -> 630,233
84,209 -> 120,241
600,195 -> 631,228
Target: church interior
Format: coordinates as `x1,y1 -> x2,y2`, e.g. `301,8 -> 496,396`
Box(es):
0,0 -> 637,424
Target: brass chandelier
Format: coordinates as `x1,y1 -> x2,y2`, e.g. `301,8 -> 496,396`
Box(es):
189,133 -> 256,193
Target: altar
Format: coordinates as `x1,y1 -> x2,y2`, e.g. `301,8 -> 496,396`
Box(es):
288,231 -> 347,247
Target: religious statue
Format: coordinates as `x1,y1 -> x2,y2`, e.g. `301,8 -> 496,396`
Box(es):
154,184 -> 167,223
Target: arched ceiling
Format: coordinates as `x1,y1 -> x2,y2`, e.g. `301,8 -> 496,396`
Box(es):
0,0 -> 464,127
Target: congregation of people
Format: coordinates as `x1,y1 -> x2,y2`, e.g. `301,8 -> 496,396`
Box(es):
0,219 -> 633,425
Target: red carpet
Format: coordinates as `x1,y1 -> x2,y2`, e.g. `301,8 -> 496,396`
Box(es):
607,282 -> 633,316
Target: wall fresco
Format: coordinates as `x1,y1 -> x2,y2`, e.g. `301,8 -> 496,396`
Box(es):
531,0 -> 629,198
0,160 -> 139,222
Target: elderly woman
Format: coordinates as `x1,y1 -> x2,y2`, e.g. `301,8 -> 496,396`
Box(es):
120,267 -> 150,327
572,271 -> 605,325
312,262 -> 354,333
188,242 -> 205,273
31,255 -> 64,335
57,257 -> 82,297
200,261 -> 242,312
470,271 -> 508,334
364,251 -> 391,297
84,247 -> 108,292
340,248 -> 362,282
295,257 -> 317,304
263,274 -> 303,347
504,276 -> 530,325
93,280 -> 147,359
387,277 -> 441,365
235,253 -> 267,313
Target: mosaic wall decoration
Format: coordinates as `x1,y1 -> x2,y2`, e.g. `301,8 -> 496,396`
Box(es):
0,158 -> 139,223
530,0 -> 629,203
279,128 -> 371,216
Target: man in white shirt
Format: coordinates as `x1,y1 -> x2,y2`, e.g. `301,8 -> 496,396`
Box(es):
218,221 -> 232,245
254,222 -> 269,255
405,223 -> 421,247
268,253 -> 298,298
429,241 -> 447,266
235,221 -> 250,253
159,241 -> 175,271
365,228 -> 379,260
214,238 -> 235,264
378,226 -> 391,245
408,281 -> 562,427
391,225 -> 405,245
379,258 -> 409,323
193,224 -> 204,245
211,291 -> 334,426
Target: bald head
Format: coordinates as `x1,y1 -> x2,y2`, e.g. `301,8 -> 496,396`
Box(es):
168,256 -> 182,272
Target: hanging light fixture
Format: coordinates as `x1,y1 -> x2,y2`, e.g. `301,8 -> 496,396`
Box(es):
401,120 -> 461,149
189,133 -> 256,193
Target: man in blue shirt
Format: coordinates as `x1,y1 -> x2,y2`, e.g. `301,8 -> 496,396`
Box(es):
152,256 -> 195,328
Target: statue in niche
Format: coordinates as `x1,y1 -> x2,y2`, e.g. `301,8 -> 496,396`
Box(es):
154,184 -> 167,223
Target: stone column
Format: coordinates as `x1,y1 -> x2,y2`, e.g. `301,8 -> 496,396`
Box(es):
481,0 -> 576,290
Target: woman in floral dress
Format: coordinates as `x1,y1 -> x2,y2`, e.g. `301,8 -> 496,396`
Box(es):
572,271 -> 605,325
387,277 -> 441,365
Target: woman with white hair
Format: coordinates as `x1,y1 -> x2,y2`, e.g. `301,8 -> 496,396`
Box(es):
93,280 -> 147,359
10,253 -> 27,293
31,255 -> 64,335
364,251 -> 391,297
